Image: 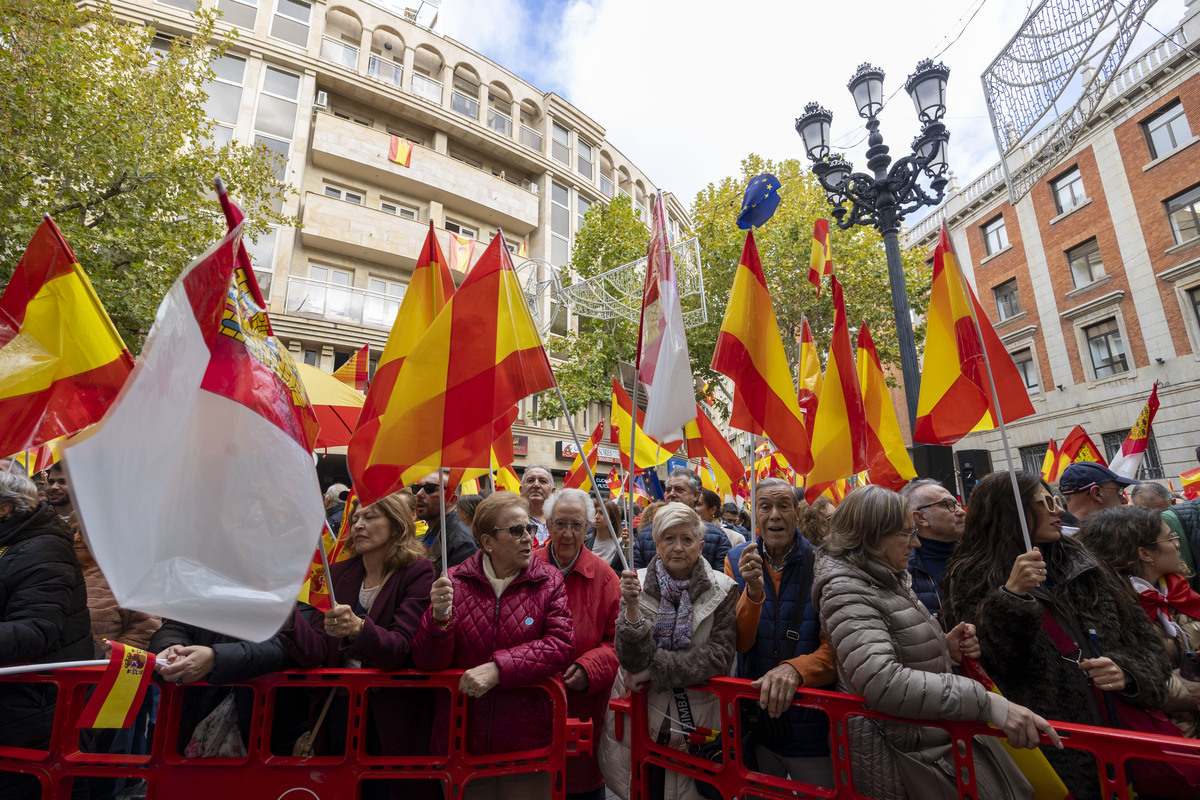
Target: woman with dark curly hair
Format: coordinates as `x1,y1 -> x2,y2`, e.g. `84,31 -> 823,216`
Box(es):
941,471 -> 1172,800
1077,505 -> 1200,737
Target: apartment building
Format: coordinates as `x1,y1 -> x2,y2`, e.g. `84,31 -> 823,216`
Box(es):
120,0 -> 692,479
905,3 -> 1200,485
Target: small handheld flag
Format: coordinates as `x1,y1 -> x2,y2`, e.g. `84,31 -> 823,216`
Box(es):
76,643 -> 156,729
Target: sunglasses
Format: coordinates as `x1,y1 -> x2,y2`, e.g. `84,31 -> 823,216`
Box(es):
413,483 -> 442,495
1033,495 -> 1064,513
490,524 -> 537,539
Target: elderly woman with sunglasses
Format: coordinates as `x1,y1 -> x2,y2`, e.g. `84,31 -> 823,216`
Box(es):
942,472 -> 1171,800
414,491 -> 574,800
1077,505 -> 1200,737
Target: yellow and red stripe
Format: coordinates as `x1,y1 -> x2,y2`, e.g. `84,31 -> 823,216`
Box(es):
684,405 -> 745,498
564,422 -> 605,490
1056,425 -> 1106,474
332,344 -> 370,392
610,379 -> 681,471
0,218 -> 134,457
711,232 -> 813,474
1040,438 -> 1061,483
856,323 -> 916,491
388,135 -> 414,167
808,218 -> 832,296
797,316 -> 823,441
75,643 -> 155,729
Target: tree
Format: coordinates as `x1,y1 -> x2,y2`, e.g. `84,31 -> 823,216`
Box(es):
0,0 -> 294,350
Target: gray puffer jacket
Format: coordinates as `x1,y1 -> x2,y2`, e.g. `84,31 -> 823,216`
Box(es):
813,553 -> 1009,800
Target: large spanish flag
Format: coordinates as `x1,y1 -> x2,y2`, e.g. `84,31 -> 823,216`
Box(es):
915,223 -> 1034,445
332,343 -> 370,392
856,323 -> 916,491
76,643 -> 156,729
806,275 -> 868,503
684,404 -> 745,498
349,222 -> 455,504
797,316 -> 822,436
361,233 -> 556,498
711,232 -> 813,474
0,217 -> 134,458
610,378 -> 680,471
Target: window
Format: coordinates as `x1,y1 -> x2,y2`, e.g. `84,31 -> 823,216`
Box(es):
577,196 -> 591,232
1144,101 -> 1192,159
1167,185 -> 1200,245
254,66 -> 300,180
577,140 -> 594,181
1102,430 -> 1165,479
323,185 -> 362,204
1084,318 -> 1129,378
365,278 -> 404,327
332,110 -> 371,127
303,349 -> 319,366
203,53 -> 245,146
550,181 -> 570,266
551,121 -> 570,165
217,0 -> 257,29
1190,286 -> 1200,329
307,265 -> 352,319
270,0 -> 311,46
982,215 -> 1009,256
993,279 -> 1021,321
1051,167 -> 1086,214
444,219 -> 477,239
1067,239 -> 1104,287
1019,444 -> 1049,475
1011,348 -> 1038,393
381,200 -> 417,220
244,227 -> 278,300
158,0 -> 199,9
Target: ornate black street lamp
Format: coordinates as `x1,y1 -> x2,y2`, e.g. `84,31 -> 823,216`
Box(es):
796,59 -> 951,433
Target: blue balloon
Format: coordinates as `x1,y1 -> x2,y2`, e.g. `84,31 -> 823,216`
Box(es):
737,173 -> 782,230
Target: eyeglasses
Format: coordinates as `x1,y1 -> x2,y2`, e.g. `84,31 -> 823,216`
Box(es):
1157,533 -> 1182,545
897,528 -> 920,542
1033,495 -> 1064,513
549,520 -> 586,533
489,524 -> 537,540
914,499 -> 961,513
413,483 -> 442,495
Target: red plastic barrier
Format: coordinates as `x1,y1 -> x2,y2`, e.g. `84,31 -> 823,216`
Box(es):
608,676 -> 1200,800
0,667 -> 590,799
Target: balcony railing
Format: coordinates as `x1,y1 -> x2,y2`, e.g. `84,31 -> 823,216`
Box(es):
487,107 -> 512,137
410,72 -> 443,104
285,276 -> 402,330
367,55 -> 402,88
320,37 -> 358,70
520,125 -> 542,151
600,175 -> 614,197
451,89 -> 480,119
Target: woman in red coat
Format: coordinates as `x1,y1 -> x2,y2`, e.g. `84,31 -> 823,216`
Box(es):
415,491 -> 574,800
536,488 -> 620,800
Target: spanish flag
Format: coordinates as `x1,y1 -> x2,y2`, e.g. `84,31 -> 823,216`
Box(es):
610,378 -> 681,470
332,343 -> 370,392
448,234 -> 475,275
805,275 -> 868,503
683,403 -> 745,499
857,323 -> 916,491
711,232 -> 813,474
361,232 -> 556,499
494,464 -> 521,492
76,643 -> 155,729
0,217 -> 134,459
808,218 -> 832,297
1182,467 -> 1200,500
1040,438 -> 1060,483
914,223 -> 1035,445
564,422 -> 604,491
1055,425 -> 1106,474
349,222 -> 455,504
797,316 -> 822,436
388,135 -> 414,167
297,522 -> 337,612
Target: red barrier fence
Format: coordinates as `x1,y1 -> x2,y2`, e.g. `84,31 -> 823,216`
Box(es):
608,676 -> 1200,800
6,668 -> 1200,799
0,667 -> 590,800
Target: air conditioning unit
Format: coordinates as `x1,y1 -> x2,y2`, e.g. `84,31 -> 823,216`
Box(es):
314,90 -> 329,110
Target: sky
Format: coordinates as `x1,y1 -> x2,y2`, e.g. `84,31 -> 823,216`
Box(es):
439,0 -> 1189,214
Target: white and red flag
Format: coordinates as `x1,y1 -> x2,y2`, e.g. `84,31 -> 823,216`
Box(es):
1109,381 -> 1160,479
64,209 -> 326,641
636,193 -> 695,440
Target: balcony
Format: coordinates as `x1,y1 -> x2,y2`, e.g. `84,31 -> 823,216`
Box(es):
487,107 -> 512,137
284,276 -> 402,330
451,89 -> 480,119
367,56 -> 402,88
320,37 -> 358,70
600,175 -> 614,197
310,113 -> 540,232
410,72 -> 443,104
520,125 -> 542,151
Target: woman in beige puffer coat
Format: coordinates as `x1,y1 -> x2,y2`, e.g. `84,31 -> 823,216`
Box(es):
813,485 -> 1058,800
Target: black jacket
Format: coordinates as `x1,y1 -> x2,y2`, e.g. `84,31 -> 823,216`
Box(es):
422,512 -> 478,575
632,520 -> 731,571
0,502 -> 93,747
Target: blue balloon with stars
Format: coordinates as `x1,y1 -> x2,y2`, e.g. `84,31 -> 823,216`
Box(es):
737,173 -> 782,230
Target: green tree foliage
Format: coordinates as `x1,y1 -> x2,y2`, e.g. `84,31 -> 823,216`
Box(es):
0,0 -> 293,350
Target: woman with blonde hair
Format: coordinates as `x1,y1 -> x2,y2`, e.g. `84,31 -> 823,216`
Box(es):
814,484 -> 1055,800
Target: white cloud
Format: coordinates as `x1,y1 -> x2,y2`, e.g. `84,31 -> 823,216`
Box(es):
446,0 -> 1189,212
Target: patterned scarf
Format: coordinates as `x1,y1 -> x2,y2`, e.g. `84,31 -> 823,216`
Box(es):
653,558 -> 694,650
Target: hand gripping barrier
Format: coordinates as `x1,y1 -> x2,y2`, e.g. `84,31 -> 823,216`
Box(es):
0,667 -> 592,799
608,676 -> 1200,800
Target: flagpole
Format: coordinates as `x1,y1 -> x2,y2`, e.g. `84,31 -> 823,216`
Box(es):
627,372 -> 641,571
551,383 -> 630,573
438,466 -> 449,575
748,437 -> 758,542
0,660 -> 108,677
318,534 -> 338,608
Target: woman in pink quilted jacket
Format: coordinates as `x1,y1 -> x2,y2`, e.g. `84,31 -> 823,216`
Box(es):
414,491 -> 575,800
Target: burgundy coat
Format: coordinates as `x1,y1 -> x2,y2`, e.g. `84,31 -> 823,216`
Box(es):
413,551 -> 574,755
533,544 -> 620,793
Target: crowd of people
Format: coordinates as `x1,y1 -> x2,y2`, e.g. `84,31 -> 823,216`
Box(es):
4,454 -> 1200,799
